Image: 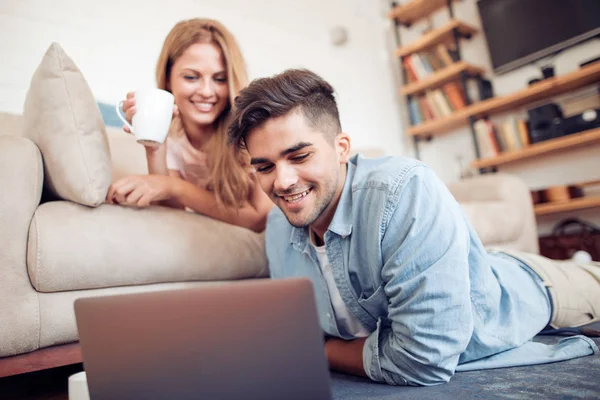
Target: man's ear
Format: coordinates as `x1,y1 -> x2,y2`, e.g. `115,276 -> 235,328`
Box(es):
335,133 -> 351,163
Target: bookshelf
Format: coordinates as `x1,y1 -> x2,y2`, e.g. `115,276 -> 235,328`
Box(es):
389,0 -> 460,27
395,20 -> 477,58
472,127 -> 600,169
535,197 -> 600,216
407,62 -> 600,137
401,61 -> 484,96
390,0 -> 482,159
390,0 -> 600,222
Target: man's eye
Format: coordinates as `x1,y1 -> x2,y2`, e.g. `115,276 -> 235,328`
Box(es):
256,165 -> 274,174
292,154 -> 310,162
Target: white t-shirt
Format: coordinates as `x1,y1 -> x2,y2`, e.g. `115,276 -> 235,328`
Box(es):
312,243 -> 370,338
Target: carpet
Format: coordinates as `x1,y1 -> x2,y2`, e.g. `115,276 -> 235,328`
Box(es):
330,335 -> 600,399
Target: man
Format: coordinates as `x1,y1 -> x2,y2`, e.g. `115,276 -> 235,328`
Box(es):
228,69 -> 600,386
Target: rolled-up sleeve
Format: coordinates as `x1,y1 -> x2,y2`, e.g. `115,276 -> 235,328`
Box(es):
363,166 -> 474,386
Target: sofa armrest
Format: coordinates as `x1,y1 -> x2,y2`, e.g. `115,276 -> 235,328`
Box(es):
0,136 -> 44,357
448,173 -> 539,254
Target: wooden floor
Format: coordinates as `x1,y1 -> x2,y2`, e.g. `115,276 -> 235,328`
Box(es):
0,364 -> 83,400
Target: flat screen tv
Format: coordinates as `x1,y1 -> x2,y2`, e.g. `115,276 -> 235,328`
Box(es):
477,0 -> 600,74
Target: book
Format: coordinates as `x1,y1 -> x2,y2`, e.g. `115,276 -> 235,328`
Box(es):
409,54 -> 429,78
436,44 -> 455,67
431,90 -> 454,116
425,91 -> 443,118
418,96 -> 436,120
517,119 -> 531,147
442,83 -> 466,110
474,119 -> 499,159
408,97 -> 423,125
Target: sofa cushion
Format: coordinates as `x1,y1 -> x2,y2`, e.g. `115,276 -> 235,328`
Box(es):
27,201 -> 267,292
22,42 -> 111,207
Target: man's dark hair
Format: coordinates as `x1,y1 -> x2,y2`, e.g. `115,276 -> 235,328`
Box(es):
228,69 -> 342,149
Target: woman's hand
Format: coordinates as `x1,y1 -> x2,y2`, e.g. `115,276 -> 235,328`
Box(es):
121,92 -> 136,134
121,93 -> 180,151
106,175 -> 177,207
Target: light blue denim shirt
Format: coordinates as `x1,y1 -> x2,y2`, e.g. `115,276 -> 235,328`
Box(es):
265,155 -> 598,386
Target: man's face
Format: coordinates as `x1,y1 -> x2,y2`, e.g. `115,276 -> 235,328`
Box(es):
245,111 -> 350,232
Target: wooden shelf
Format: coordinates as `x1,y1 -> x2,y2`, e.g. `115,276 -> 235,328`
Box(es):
395,20 -> 477,58
407,62 -> 600,137
389,0 -> 459,27
401,61 -> 484,96
535,196 -> 600,216
472,128 -> 600,169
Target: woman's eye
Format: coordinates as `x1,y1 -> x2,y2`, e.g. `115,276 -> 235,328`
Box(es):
184,75 -> 197,81
214,77 -> 227,83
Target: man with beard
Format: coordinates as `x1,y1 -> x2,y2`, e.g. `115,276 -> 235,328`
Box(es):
228,69 -> 600,386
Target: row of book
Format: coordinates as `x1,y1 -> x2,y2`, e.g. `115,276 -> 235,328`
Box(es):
407,82 -> 466,124
403,44 -> 458,83
474,117 -> 531,159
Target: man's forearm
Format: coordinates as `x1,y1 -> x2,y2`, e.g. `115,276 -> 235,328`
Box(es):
324,337 -> 368,377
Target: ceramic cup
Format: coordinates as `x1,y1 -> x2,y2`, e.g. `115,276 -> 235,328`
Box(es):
116,88 -> 174,147
68,371 -> 90,400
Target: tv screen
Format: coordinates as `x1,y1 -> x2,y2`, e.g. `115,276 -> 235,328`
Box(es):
477,0 -> 600,74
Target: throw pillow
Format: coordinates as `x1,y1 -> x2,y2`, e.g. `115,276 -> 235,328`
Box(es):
22,42 -> 111,207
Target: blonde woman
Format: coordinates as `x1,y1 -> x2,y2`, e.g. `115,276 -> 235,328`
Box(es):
107,19 -> 272,232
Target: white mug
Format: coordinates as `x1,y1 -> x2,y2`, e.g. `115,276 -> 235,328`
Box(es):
115,88 -> 174,147
68,371 -> 90,400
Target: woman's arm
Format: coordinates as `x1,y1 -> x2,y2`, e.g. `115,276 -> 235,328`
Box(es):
171,177 -> 273,232
145,146 -> 169,176
107,174 -> 273,232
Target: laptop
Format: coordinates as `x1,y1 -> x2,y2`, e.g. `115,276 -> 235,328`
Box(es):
74,278 -> 333,400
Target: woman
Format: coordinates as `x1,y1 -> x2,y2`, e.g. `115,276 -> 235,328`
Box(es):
107,19 -> 272,232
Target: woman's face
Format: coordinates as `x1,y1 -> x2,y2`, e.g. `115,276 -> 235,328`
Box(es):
169,42 -> 229,129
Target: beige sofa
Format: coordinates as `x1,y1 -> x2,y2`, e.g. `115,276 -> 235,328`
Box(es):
0,112 -> 268,376
0,111 -> 539,377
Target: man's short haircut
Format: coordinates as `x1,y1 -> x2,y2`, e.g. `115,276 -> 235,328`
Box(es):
228,69 -> 342,149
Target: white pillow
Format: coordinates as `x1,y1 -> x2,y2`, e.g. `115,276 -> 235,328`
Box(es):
22,42 -> 111,207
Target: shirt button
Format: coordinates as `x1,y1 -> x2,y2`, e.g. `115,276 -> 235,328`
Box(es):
326,313 -> 332,319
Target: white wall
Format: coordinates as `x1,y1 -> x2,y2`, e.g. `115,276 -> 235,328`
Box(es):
0,0 -> 406,155
396,0 -> 600,234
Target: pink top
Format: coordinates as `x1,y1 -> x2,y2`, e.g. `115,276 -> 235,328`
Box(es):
165,134 -> 212,190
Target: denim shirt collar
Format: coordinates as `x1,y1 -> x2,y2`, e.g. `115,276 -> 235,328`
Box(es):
289,155 -> 359,251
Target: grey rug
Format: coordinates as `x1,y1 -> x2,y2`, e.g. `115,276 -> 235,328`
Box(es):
331,335 -> 600,399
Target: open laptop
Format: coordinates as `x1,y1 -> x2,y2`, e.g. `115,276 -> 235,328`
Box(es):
74,278 -> 333,400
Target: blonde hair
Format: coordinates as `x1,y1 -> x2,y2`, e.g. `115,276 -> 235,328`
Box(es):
156,18 -> 251,208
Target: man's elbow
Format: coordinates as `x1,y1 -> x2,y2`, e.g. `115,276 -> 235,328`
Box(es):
408,367 -> 454,386
376,361 -> 456,386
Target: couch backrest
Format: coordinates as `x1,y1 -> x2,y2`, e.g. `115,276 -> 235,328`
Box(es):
448,174 -> 539,253
105,126 -> 148,180
0,112 -> 23,138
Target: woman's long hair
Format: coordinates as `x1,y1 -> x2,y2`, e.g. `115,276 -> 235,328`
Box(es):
156,18 -> 251,208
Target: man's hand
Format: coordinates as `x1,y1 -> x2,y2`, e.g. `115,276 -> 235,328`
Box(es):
106,175 -> 176,207
324,337 -> 368,378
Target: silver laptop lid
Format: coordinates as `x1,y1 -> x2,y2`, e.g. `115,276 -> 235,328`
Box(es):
74,278 -> 332,400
